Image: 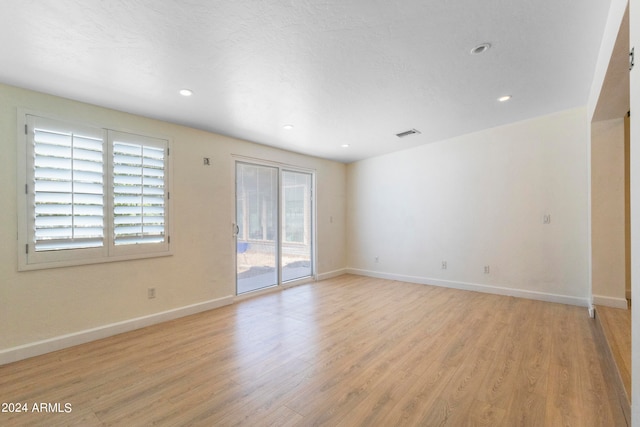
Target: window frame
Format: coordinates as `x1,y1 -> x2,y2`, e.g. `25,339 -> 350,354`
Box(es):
17,109 -> 173,271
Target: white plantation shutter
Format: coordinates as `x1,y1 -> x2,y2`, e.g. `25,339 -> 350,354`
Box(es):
29,116 -> 105,253
110,131 -> 169,252
19,114 -> 172,270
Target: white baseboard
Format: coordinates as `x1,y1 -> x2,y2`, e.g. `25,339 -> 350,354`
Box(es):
593,294 -> 629,309
0,296 -> 234,366
346,268 -> 590,307
317,268 -> 348,281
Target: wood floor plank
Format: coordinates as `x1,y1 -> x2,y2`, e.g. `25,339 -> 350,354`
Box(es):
466,398 -> 507,426
500,301 -> 552,426
377,361 -> 459,425
501,389 -> 547,427
0,275 -> 628,426
334,369 -> 421,427
574,308 -> 622,427
419,343 -> 496,425
596,304 -> 631,402
475,298 -> 532,410
544,303 -> 584,426
0,407 -> 103,427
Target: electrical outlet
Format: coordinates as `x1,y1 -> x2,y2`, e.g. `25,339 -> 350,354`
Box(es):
543,214 -> 551,224
148,287 -> 156,299
442,261 -> 447,269
484,265 -> 490,274
374,256 -> 379,263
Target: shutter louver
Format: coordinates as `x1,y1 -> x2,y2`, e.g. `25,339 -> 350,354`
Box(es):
32,124 -> 104,251
113,140 -> 166,245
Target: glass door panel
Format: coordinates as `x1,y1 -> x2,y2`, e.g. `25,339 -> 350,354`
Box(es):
281,170 -> 312,282
236,163 -> 278,294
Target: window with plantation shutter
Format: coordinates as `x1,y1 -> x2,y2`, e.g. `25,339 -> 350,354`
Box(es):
33,121 -> 105,251
110,131 -> 168,252
18,113 -> 171,270
25,115 -> 106,266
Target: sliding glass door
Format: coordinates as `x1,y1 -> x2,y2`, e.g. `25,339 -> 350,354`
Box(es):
281,170 -> 313,282
235,163 -> 278,294
235,161 -> 314,294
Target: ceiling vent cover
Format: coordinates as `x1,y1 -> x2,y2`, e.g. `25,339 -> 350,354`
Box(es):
396,129 -> 421,138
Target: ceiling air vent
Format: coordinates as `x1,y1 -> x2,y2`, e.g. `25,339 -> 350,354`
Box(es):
395,129 -> 421,138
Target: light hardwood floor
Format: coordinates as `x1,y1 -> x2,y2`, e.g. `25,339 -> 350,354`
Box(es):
595,304 -> 631,418
0,275 -> 628,426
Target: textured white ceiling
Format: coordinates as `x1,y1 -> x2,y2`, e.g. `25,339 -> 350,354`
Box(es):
0,0 -> 612,162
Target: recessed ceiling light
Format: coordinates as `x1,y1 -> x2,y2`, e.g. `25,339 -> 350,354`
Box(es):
179,89 -> 193,96
341,144 -> 350,148
498,95 -> 512,102
283,124 -> 294,130
470,43 -> 491,55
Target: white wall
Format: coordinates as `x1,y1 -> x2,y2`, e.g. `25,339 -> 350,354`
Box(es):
346,107 -> 590,306
591,118 -> 628,308
587,0 -> 629,121
0,84 -> 347,362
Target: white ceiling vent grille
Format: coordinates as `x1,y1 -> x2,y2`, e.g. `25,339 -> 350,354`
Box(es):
395,129 -> 421,138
